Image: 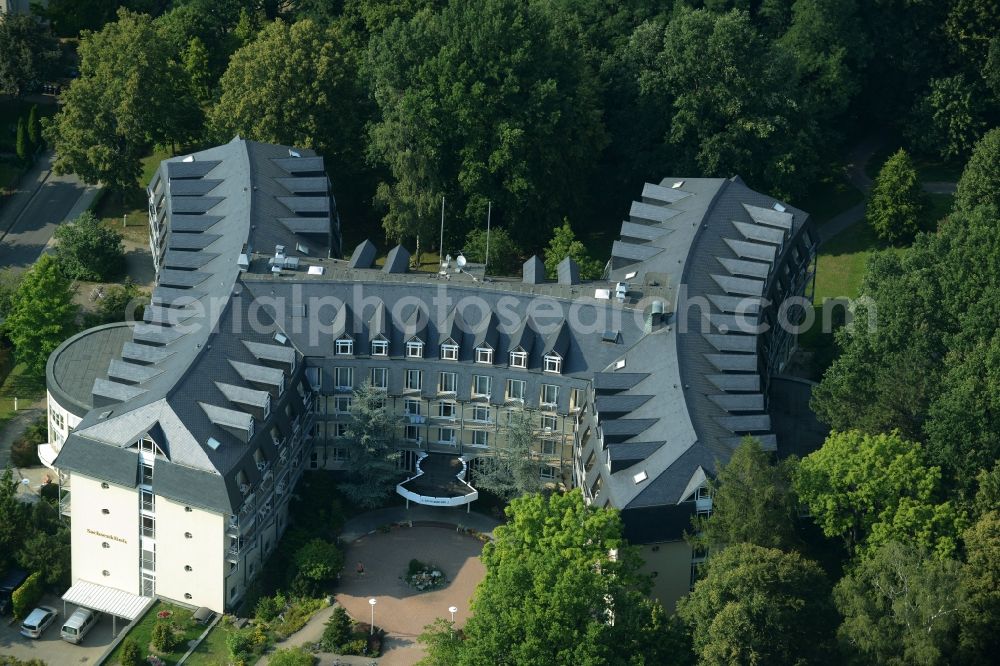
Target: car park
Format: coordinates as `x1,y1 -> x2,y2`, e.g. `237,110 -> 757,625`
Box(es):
20,606 -> 59,639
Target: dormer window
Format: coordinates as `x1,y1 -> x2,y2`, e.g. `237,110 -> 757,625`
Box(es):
475,347 -> 493,364
543,353 -> 562,374
371,339 -> 388,356
440,343 -> 459,361
407,340 -> 424,358
263,394 -> 271,419
509,350 -> 527,369
335,337 -> 354,355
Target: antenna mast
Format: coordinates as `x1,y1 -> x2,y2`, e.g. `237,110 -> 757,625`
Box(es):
484,201 -> 491,279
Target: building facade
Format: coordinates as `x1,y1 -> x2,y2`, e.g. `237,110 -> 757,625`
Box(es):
48,139 -> 816,613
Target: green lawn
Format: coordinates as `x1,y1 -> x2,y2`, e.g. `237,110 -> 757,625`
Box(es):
183,619 -> 234,666
93,148 -> 172,243
0,359 -> 46,426
814,219 -> 903,303
106,601 -> 207,665
790,173 -> 865,226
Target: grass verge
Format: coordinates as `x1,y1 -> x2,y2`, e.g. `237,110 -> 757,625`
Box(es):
0,359 -> 46,426
105,601 -> 205,665
183,617 -> 236,666
93,149 -> 172,244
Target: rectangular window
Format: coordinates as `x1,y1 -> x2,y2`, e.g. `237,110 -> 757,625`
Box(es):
335,338 -> 354,355
438,372 -> 457,393
140,548 -> 155,571
472,430 -> 489,447
540,466 -> 558,480
541,439 -> 557,456
584,450 -> 596,473
331,448 -> 348,461
334,367 -> 353,390
543,354 -> 562,374
139,437 -> 155,454
370,367 -> 388,389
407,341 -> 424,358
371,339 -> 388,356
405,425 -> 420,441
141,515 -> 155,538
475,348 -> 493,364
405,399 -> 422,416
51,411 -> 64,430
472,405 -> 490,422
140,463 -> 153,486
332,423 -> 349,438
506,379 -> 526,402
437,428 -> 456,444
440,344 -> 459,361
570,388 -> 582,412
405,369 -> 422,391
589,475 -> 603,498
140,489 -> 154,513
541,384 -> 559,407
509,351 -> 527,368
541,414 -> 557,431
334,396 -> 352,414
438,401 -> 456,419
472,375 -> 492,397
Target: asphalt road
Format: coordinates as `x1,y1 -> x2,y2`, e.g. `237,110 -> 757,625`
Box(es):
0,151 -> 91,271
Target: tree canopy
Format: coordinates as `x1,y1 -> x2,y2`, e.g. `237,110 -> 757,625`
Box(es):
867,148 -> 927,243
693,436 -> 798,552
955,127 -> 1000,213
0,13 -> 60,97
44,9 -> 200,191
543,220 -> 603,280
53,211 -> 125,281
1,255 -> 78,375
340,381 -> 401,508
473,408 -> 542,502
677,542 -> 838,666
367,0 -> 607,248
423,490 -> 681,665
795,430 -> 963,558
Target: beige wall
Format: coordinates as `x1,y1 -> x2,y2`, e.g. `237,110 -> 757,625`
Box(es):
46,390 -> 82,451
70,474 -> 139,594
638,540 -> 692,612
155,496 -> 225,612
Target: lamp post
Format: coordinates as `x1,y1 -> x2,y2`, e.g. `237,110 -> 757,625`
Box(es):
448,606 -> 457,623
369,598 -> 377,635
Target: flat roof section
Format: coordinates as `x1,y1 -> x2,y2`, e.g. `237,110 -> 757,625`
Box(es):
46,322 -> 134,417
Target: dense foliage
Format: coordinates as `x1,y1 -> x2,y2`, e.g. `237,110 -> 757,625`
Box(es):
420,491 -> 683,665
53,211 -> 126,281
341,381 -> 401,508
867,149 -> 927,243
0,13 -> 59,97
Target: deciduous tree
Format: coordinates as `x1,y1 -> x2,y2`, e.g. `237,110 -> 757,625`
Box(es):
677,543 -> 837,666
1,255 -> 78,375
463,227 -> 521,276
424,490 -> 682,665
0,13 -> 59,97
907,75 -> 986,162
834,541 -> 963,666
473,408 -> 541,502
867,148 -> 927,243
795,430 -> 963,558
43,9 -> 200,192
959,511 -> 1000,662
543,220 -> 603,280
367,0 -> 607,248
53,211 -> 125,281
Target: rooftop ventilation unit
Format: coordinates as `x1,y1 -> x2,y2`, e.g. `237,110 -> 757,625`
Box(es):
237,254 -> 249,270
207,437 -> 221,451
773,202 -> 786,212
289,149 -> 301,158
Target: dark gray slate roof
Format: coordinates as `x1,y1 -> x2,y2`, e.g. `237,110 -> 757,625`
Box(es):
46,323 -> 134,417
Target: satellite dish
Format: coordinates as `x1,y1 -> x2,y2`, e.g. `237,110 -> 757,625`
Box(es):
456,254 -> 467,269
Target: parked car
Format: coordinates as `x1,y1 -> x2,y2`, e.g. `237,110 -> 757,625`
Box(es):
0,569 -> 29,615
20,606 -> 59,639
61,608 -> 99,644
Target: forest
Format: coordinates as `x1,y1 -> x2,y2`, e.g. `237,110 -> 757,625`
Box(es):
3,1 -> 1000,664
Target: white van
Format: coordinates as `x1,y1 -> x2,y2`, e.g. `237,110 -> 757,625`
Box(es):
61,608 -> 98,644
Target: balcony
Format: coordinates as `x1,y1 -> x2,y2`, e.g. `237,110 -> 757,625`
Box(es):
226,538 -> 252,562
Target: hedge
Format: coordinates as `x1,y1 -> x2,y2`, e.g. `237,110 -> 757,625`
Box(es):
12,572 -> 43,620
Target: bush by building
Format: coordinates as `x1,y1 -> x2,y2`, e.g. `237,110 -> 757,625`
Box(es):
11,571 -> 42,620
118,637 -> 142,666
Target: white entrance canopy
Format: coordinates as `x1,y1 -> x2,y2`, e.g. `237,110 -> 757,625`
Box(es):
62,581 -> 149,621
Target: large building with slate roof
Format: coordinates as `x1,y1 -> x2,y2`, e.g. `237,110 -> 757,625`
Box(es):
45,138 -> 816,613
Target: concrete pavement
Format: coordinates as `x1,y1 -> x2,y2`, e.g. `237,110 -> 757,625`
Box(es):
340,504 -> 501,543
0,150 -> 99,271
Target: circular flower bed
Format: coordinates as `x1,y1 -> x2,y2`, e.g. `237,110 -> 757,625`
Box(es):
404,558 -> 447,591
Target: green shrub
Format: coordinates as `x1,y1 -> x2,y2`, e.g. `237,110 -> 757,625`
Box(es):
119,637 -> 142,666
52,211 -> 125,281
291,539 -> 343,597
11,572 -> 43,620
226,626 -> 258,665
268,646 -> 315,666
150,620 -> 178,652
321,605 -> 353,652
10,417 -> 46,467
341,637 -> 368,655
272,597 -> 325,639
254,592 -> 284,623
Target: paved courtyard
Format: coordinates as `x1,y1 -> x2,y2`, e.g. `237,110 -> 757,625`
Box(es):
0,594 -> 116,664
336,526 -> 487,638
